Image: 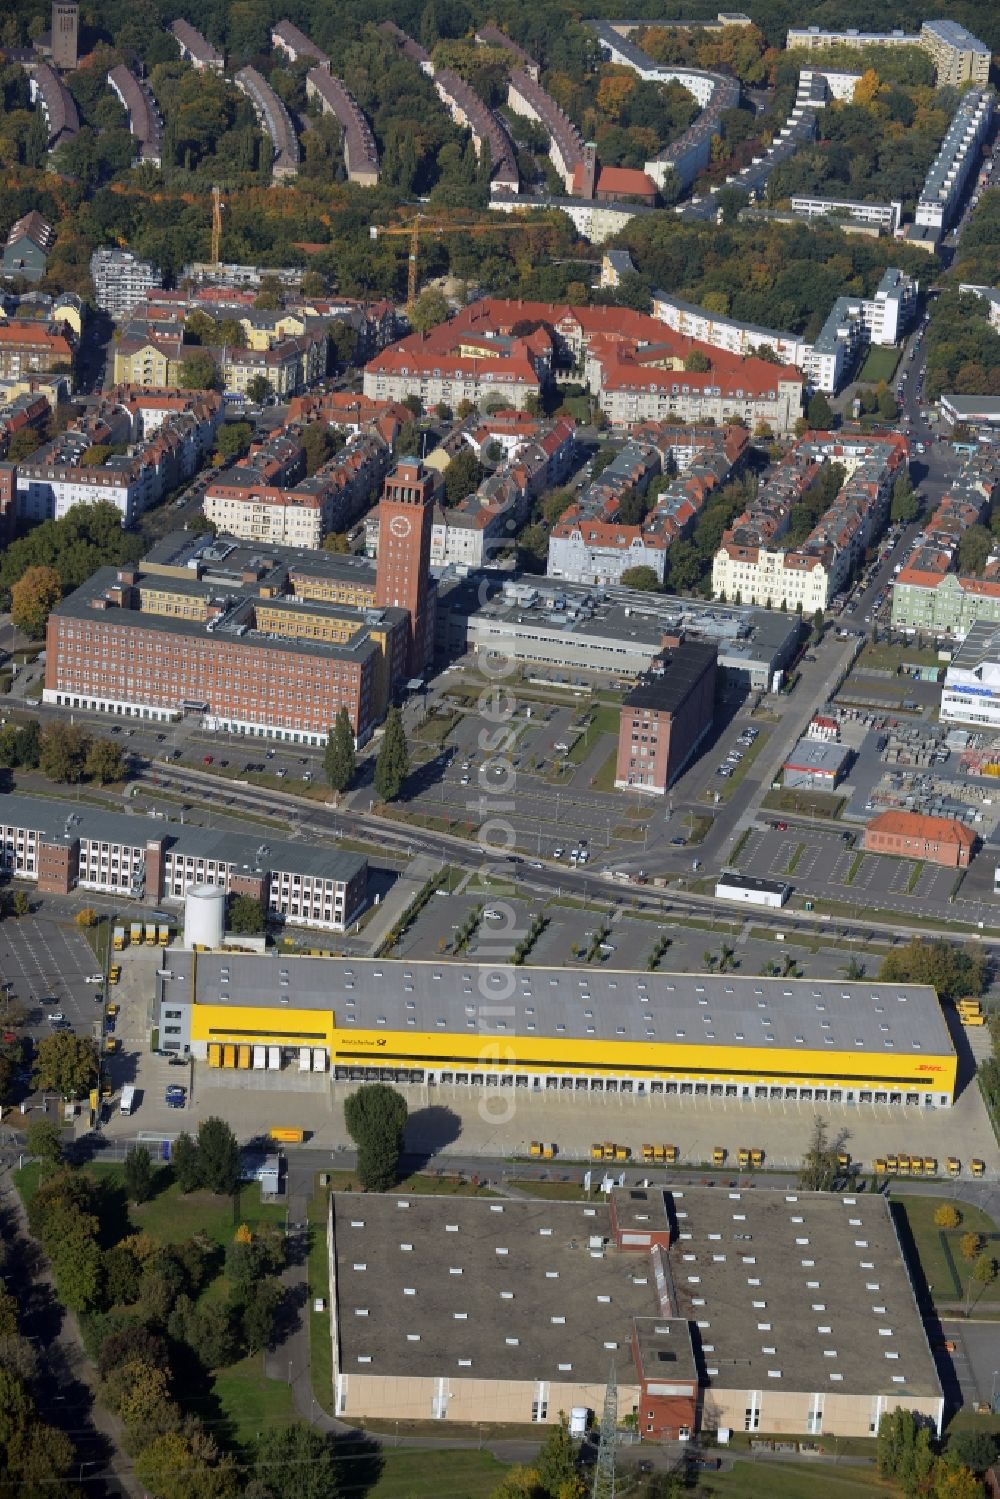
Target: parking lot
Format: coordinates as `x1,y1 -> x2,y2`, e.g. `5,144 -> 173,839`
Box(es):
0,912 -> 103,1039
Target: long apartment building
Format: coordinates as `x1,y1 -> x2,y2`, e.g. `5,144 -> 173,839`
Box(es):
547,424 -> 748,586
712,432 -> 908,612
107,64 -> 163,167
204,429 -> 392,548
507,69 -> 585,193
587,329 -> 802,433
890,451 -> 1000,637
28,61 -> 78,150
0,792 -> 366,932
654,268 -> 918,395
306,69 -> 380,186
788,194 -> 903,236
15,386 -> 222,525
914,86 -> 994,237
786,20 -> 990,87
366,298 -> 801,428
588,19 -> 740,190
235,66 -> 299,181
433,67 -> 519,195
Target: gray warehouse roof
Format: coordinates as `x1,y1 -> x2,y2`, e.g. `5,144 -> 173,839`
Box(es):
174,953 -> 952,1060
331,1186 -> 941,1398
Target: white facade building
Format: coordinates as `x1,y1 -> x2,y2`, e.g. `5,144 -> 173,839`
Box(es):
915,88 -> 994,236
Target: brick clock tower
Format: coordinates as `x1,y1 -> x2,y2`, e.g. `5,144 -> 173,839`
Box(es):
374,458 -> 435,676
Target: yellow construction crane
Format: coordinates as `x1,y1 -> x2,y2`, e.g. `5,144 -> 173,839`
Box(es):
370,212 -> 554,308
211,185 -> 224,267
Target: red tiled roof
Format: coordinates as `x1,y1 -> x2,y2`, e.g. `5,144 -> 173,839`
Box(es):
867,810 -> 975,847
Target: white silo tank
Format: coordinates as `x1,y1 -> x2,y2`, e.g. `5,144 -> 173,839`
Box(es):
183,883 -> 226,949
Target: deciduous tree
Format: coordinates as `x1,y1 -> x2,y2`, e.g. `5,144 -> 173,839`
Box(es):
344,1081 -> 408,1192
10,565 -> 61,638
32,1033 -> 98,1099
39,722 -> 91,783
85,737 -> 127,785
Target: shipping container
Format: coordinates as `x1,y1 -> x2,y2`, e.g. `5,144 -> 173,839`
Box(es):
145,923 -> 157,946
252,1045 -> 266,1070
223,1043 -> 236,1069
130,922 -> 142,945
713,1146 -> 726,1166
299,1046 -> 311,1072
208,1043 -> 222,1067
237,1044 -> 251,1070
158,924 -> 169,947
270,1127 -> 305,1143
267,1046 -> 281,1069
112,926 -> 125,951
312,1047 -> 327,1072
120,1085 -> 136,1116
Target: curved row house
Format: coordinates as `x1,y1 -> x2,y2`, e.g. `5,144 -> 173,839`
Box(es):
169,18 -> 223,72
107,64 -> 163,167
378,20 -> 433,74
306,69 -> 381,187
234,66 -> 300,181
506,69 -> 585,193
270,19 -> 328,66
28,61 -> 79,150
474,23 -> 540,79
433,67 -> 519,195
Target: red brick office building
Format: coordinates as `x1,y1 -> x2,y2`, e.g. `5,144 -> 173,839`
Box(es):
615,640 -> 718,795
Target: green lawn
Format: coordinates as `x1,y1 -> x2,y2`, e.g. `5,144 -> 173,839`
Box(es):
858,345 -> 901,383
204,1355 -> 296,1451
892,1194 -> 1000,1308
762,788 -> 846,820
365,1449 -> 508,1498
699,1458 -> 893,1498
128,1177 -> 287,1246
858,642 -> 942,673
590,747 -> 619,792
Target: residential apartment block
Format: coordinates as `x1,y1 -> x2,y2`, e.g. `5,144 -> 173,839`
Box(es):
16,386 -> 222,525
107,64 -> 163,167
890,451 -> 1000,636
712,432 -> 908,612
28,62 -> 79,151
235,66 -> 299,180
786,20 -> 989,88
0,318 -> 74,382
1,212 -> 54,284
914,87 -> 994,238
0,792 -> 367,931
959,283 -> 1000,333
548,425 -> 748,586
654,268 -> 918,396
204,430 -> 391,548
169,18 -> 223,71
90,248 -> 163,320
789,195 -> 903,235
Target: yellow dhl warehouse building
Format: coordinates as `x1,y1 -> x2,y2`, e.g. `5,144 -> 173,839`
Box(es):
156,954 -> 958,1108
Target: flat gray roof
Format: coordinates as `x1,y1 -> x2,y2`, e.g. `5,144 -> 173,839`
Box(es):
175,952 -> 953,1061
331,1186 -> 941,1398
0,792 -> 365,883
784,739 -> 851,771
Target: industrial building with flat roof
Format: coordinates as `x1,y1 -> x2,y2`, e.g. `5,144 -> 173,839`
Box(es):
442,575 -> 799,692
155,953 -> 957,1107
328,1184 -> 943,1436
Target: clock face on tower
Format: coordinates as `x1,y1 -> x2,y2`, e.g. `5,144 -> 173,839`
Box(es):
389,514 -> 412,539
